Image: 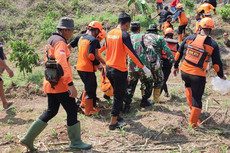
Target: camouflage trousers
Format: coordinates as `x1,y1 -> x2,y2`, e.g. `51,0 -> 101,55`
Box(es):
124,71 -> 153,105
150,66 -> 164,89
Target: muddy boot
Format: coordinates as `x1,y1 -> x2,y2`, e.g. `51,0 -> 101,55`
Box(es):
19,119 -> 47,152
153,88 -> 166,103
67,122 -> 91,149
84,98 -> 100,115
189,107 -> 202,128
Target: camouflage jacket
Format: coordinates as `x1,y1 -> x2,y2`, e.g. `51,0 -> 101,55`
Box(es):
128,32 -> 148,72
143,33 -> 174,64
224,39 -> 230,48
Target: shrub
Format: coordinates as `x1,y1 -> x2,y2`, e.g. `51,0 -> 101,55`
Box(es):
181,0 -> 194,11
9,41 -> 39,78
218,4 -> 230,20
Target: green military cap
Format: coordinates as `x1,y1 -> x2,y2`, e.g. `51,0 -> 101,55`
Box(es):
146,24 -> 158,31
130,21 -> 140,28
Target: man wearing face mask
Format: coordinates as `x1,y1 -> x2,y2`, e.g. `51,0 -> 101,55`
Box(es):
76,21 -> 103,115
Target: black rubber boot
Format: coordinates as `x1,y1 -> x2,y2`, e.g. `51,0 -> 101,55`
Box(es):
140,99 -> 153,108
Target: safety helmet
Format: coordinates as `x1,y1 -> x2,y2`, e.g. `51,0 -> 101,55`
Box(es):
176,3 -> 183,9
87,21 -> 103,32
97,29 -> 106,39
165,28 -> 174,35
199,18 -> 214,29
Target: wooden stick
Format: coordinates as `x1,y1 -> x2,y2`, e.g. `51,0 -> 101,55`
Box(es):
48,142 -> 69,146
221,106 -> 228,124
205,99 -> 209,112
178,144 -> 182,153
154,121 -> 168,140
200,106 -> 222,126
212,98 -> 221,105
150,139 -> 210,145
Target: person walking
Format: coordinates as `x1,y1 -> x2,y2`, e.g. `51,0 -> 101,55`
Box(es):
172,3 -> 188,42
123,21 -> 153,113
173,18 -> 226,128
105,13 -> 151,130
145,24 -> 174,102
0,35 -> 14,109
161,28 -> 179,97
151,6 -> 174,31
19,17 -> 91,152
169,0 -> 180,20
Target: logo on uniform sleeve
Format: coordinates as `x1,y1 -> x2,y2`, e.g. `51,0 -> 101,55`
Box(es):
60,50 -> 65,55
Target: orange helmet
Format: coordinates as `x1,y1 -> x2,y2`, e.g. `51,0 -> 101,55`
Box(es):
199,18 -> 214,29
176,3 -> 183,9
165,28 -> 174,35
97,29 -> 106,39
87,21 -> 103,32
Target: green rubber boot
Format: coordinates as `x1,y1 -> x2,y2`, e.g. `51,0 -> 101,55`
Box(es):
19,119 -> 47,152
67,121 -> 91,149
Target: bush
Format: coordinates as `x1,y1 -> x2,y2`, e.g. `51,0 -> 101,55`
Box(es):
181,0 -> 194,11
9,41 -> 39,78
218,4 -> 230,20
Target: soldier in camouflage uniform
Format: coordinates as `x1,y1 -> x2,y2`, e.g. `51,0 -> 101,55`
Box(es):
144,24 -> 174,102
123,21 -> 154,113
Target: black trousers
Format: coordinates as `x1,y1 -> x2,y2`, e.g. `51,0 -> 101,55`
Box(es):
78,71 -> 97,100
39,92 -> 78,126
178,24 -> 187,34
106,66 -> 127,116
181,71 -> 206,109
161,59 -> 172,94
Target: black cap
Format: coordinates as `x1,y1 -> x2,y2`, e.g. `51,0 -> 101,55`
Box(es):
167,15 -> 172,19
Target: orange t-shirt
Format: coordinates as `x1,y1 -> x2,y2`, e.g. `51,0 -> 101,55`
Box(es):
106,29 -> 143,72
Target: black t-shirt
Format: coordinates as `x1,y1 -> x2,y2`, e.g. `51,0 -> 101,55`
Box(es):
158,10 -> 173,23
69,34 -> 100,49
0,42 -> 4,60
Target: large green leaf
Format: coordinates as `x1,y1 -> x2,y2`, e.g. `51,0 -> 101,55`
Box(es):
127,0 -> 135,7
136,0 -> 144,14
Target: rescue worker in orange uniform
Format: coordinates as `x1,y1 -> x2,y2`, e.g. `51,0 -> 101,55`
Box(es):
19,17 -> 91,152
172,3 -> 188,42
76,21 -> 104,115
105,13 -> 151,130
197,0 -> 216,15
161,28 -> 179,97
194,13 -> 201,34
162,15 -> 174,37
173,18 -> 226,128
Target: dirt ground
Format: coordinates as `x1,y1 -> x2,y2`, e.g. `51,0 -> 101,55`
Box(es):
0,58 -> 230,153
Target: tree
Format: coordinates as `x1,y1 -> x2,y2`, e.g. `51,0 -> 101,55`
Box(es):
127,0 -> 153,20
9,41 -> 39,78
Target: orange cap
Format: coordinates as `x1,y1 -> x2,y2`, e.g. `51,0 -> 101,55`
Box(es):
199,18 -> 214,29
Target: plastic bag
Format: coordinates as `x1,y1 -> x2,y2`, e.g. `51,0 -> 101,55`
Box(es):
211,76 -> 230,95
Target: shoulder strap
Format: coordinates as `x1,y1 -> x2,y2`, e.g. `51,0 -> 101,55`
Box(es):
189,34 -> 207,50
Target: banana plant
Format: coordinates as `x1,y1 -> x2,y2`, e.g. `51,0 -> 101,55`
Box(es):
127,0 -> 152,20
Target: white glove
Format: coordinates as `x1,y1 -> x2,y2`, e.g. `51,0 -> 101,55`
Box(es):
142,65 -> 152,78
98,63 -> 103,69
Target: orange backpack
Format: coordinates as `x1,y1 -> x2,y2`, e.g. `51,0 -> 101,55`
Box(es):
100,66 -> 113,96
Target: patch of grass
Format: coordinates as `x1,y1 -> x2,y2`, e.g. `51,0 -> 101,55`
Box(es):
7,119 -> 14,124
103,132 -> 111,137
